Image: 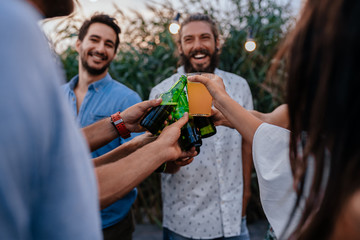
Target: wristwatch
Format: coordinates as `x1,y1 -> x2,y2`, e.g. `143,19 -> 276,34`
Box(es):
110,112 -> 131,139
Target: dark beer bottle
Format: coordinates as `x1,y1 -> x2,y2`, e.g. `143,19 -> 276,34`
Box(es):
180,117 -> 202,152
193,116 -> 217,138
140,75 -> 187,135
172,90 -> 202,152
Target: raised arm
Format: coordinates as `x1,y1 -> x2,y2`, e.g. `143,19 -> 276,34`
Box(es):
92,132 -> 156,167
249,104 -> 289,129
188,75 -> 262,142
96,113 -> 197,209
82,98 -> 163,151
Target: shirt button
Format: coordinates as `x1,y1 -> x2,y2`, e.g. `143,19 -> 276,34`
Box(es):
72,98 -> 75,101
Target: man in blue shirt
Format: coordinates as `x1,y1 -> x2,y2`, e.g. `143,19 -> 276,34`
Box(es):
62,14 -> 142,240
0,0 -> 102,239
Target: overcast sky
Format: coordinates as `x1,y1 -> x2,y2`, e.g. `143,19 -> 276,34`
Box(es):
76,0 -> 303,18
42,0 -> 303,51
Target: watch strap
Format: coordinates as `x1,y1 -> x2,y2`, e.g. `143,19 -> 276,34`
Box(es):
111,112 -> 131,139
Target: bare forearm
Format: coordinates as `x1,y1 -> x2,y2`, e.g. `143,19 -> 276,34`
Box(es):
93,138 -> 141,167
249,104 -> 289,129
95,140 -> 174,209
93,133 -> 156,167
82,117 -> 118,152
215,93 -> 262,142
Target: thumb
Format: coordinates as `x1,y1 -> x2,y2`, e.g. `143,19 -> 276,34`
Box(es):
140,98 -> 162,110
187,75 -> 209,85
172,112 -> 189,129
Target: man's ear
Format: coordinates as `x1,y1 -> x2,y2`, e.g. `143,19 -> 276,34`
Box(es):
178,43 -> 183,55
215,38 -> 220,52
75,39 -> 81,53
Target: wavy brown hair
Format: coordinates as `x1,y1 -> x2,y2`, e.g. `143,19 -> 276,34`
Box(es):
269,0 -> 360,239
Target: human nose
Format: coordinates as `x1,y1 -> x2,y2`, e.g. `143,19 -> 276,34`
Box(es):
95,42 -> 106,53
193,38 -> 203,50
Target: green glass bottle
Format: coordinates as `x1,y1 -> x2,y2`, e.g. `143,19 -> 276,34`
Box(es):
140,75 -> 187,135
194,116 -> 217,138
172,90 -> 202,152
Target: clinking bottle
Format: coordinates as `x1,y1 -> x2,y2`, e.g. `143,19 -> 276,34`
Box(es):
193,116 -> 217,138
140,75 -> 187,135
172,90 -> 202,153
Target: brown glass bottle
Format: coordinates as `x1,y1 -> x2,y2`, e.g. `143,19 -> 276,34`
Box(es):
194,116 -> 217,138
179,116 -> 202,152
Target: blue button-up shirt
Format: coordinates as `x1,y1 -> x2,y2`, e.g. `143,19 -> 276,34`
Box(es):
62,73 -> 142,228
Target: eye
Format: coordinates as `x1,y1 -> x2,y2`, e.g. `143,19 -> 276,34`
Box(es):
201,35 -> 211,40
89,37 -> 99,42
183,37 -> 193,43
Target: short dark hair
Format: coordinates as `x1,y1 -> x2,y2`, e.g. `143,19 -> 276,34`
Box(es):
78,14 -> 121,52
178,13 -> 219,45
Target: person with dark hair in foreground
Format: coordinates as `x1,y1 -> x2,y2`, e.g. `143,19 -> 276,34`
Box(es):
189,0 -> 360,239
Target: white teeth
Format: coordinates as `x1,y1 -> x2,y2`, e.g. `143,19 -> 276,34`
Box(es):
194,54 -> 206,59
90,54 -> 105,61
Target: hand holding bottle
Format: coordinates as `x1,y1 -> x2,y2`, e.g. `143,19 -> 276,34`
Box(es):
141,75 -> 188,135
187,74 -> 228,110
120,98 -> 163,132
156,112 -> 197,162
211,108 -> 234,128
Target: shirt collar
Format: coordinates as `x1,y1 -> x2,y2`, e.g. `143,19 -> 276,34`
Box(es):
68,73 -> 112,92
68,75 -> 79,90
89,73 -> 111,92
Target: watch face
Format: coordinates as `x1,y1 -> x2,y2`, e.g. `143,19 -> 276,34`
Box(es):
114,118 -> 123,125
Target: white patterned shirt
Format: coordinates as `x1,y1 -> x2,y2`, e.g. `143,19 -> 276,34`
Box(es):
149,66 -> 253,238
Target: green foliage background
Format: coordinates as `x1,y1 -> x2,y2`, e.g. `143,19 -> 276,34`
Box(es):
46,0 -> 293,226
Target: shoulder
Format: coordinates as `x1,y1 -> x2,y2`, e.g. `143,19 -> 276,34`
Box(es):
106,79 -> 142,100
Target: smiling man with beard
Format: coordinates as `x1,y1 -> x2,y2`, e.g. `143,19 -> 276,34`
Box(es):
150,13 -> 254,240
62,14 -> 142,240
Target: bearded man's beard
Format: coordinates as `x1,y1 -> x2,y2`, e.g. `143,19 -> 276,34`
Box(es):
180,48 -> 219,73
80,52 -> 110,76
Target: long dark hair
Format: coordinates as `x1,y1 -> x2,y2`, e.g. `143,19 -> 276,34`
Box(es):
270,0 -> 360,239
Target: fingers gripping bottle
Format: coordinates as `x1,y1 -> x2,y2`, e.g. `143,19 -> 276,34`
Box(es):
140,75 -> 188,135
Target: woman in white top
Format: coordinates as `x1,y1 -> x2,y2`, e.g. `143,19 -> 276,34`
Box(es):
188,0 -> 360,239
